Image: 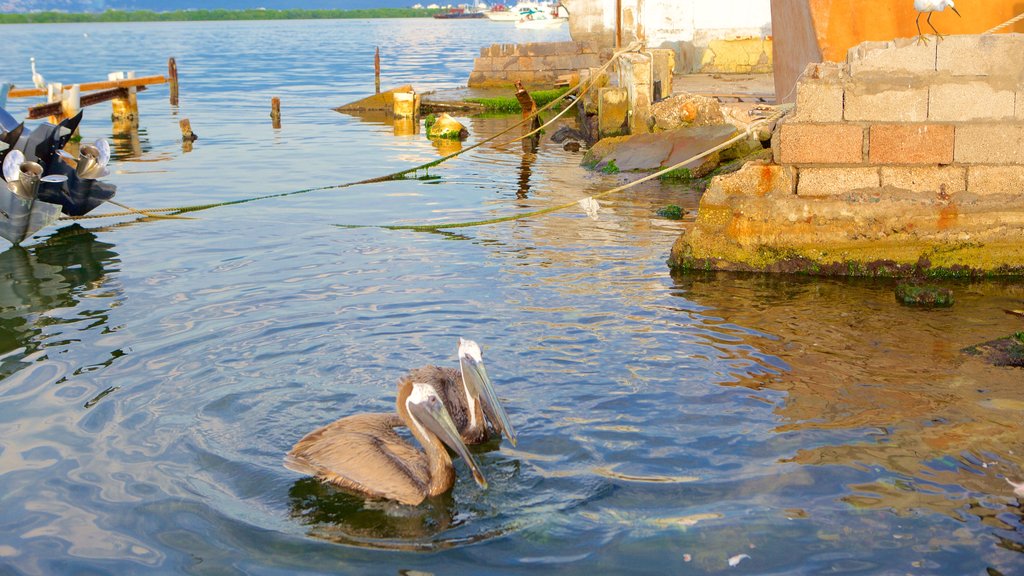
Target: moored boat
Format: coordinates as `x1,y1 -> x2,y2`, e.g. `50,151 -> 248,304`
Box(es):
433,7 -> 486,19
514,6 -> 567,29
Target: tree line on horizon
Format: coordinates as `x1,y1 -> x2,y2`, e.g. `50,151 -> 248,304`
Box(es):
0,8 -> 443,24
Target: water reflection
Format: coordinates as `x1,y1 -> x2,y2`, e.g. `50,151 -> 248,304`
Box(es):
672,270 -> 1024,555
0,226 -> 119,379
110,124 -> 150,160
288,477 -> 457,549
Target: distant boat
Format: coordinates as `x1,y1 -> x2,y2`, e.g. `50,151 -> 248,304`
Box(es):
514,6 -> 567,29
483,3 -> 519,21
433,7 -> 485,19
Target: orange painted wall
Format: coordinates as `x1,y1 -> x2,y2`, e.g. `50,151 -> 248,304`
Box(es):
810,0 -> 1024,62
773,0 -> 1024,102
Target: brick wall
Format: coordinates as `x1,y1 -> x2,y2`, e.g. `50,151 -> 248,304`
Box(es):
774,34 -> 1024,197
468,42 -> 604,88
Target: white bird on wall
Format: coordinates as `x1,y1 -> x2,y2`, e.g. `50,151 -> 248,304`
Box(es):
30,57 -> 45,89
915,0 -> 961,45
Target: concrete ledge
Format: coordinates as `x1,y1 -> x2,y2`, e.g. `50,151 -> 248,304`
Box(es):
936,34 -> 1024,77
797,167 -> 879,196
847,38 -> 936,76
880,166 -> 966,194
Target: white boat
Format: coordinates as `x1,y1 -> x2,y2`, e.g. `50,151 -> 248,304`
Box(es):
514,7 -> 567,29
487,2 -> 562,23
484,5 -> 520,21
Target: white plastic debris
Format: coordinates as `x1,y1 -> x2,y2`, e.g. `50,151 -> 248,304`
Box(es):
578,197 -> 600,220
728,553 -> 750,567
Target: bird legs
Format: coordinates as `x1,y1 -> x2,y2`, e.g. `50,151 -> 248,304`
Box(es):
915,12 -> 939,45
916,6 -> 961,46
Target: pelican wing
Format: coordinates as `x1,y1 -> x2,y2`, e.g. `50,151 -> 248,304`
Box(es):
285,412 -> 431,506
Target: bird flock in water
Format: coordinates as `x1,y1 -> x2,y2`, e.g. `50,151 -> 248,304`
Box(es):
285,338 -> 515,505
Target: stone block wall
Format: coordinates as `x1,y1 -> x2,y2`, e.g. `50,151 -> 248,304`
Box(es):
670,34 -> 1024,276
468,42 -> 604,88
777,34 -> 1024,197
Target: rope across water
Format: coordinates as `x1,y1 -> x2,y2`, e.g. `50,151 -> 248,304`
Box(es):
65,42 -> 642,221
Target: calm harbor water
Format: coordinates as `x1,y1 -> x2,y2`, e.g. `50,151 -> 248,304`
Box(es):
1,18 -> 1023,575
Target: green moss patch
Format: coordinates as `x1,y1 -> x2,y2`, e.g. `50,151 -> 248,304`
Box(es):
656,205 -> 685,220
895,284 -> 955,308
464,88 -> 569,114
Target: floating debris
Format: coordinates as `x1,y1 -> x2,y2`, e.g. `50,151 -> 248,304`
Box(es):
728,553 -> 751,567
578,197 -> 600,220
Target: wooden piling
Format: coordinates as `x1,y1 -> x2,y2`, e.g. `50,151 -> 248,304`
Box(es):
61,84 -> 81,119
180,119 -> 198,142
168,57 -> 179,106
375,46 -> 381,95
271,97 -> 281,129
514,80 -> 538,118
109,72 -> 139,122
514,80 -> 541,152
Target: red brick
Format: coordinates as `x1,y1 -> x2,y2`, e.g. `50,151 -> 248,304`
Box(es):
868,124 -> 954,165
779,123 -> 864,165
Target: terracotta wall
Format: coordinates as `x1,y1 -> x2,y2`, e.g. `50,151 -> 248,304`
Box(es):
772,0 -> 1024,102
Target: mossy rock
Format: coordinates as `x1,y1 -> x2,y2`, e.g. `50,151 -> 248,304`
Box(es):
895,283 -> 954,307
962,333 -> 1024,367
657,205 -> 685,220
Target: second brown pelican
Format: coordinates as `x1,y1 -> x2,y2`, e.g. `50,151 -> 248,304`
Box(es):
405,338 -> 518,446
284,376 -> 487,506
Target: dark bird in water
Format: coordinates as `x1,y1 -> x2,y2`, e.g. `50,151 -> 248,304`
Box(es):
284,377 -> 487,506
404,338 -> 517,446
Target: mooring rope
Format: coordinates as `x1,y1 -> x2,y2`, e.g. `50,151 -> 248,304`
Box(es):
344,106 -> 791,232
984,11 -> 1024,34
63,42 -> 642,222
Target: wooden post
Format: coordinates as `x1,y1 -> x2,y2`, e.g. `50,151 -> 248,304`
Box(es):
393,91 -> 417,119
61,84 -> 81,119
514,80 -> 540,152
180,118 -> 197,153
514,80 -> 537,118
168,57 -> 179,106
109,72 -> 130,120
374,46 -> 381,95
271,97 -> 281,129
180,119 -> 197,141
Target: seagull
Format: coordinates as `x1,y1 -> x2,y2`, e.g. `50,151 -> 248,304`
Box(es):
30,57 -> 45,90
915,0 -> 961,45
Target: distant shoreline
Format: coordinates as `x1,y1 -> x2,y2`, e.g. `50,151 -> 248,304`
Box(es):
0,8 -> 444,24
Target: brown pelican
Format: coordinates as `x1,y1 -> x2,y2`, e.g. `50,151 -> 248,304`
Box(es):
284,377 -> 487,506
406,338 -> 517,446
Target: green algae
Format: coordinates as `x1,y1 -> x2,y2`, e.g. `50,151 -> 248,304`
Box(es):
895,284 -> 955,308
656,205 -> 685,220
464,88 -> 569,114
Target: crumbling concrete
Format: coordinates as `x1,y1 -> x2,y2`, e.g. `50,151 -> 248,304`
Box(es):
670,34 -> 1024,277
469,42 -> 604,88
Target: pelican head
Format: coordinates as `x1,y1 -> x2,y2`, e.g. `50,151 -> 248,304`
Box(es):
407,381 -> 488,489
458,338 -> 518,447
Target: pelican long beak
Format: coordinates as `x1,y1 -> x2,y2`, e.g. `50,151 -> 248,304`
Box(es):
411,393 -> 488,489
460,349 -> 518,447
951,6 -> 961,17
